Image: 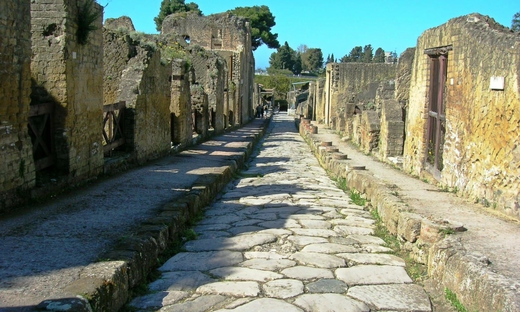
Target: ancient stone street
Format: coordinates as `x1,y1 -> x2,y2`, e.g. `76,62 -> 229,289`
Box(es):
129,113 -> 432,312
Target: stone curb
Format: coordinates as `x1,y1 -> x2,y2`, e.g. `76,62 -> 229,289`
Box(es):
299,122 -> 520,312
36,117 -> 271,312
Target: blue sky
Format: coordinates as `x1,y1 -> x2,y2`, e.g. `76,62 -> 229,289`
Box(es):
100,0 -> 517,69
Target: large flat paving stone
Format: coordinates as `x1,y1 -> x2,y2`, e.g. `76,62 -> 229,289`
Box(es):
298,219 -> 332,229
281,266 -> 334,280
159,295 -> 228,312
130,291 -> 189,310
183,233 -> 277,251
196,281 -> 260,297
336,265 -> 412,285
337,253 -> 406,267
160,251 -> 242,271
290,228 -> 339,237
240,258 -> 296,270
305,279 -> 349,293
263,279 -> 304,299
209,266 -> 283,282
287,235 -> 328,246
215,298 -> 303,312
149,271 -> 215,291
301,243 -> 358,254
334,225 -> 374,235
290,252 -> 346,268
347,284 -> 431,311
347,234 -> 385,245
293,293 -> 369,312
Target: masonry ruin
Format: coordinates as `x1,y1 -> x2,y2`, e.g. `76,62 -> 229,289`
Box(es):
0,0 -> 257,213
307,13 -> 520,220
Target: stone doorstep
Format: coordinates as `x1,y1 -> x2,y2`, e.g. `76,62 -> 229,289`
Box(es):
300,128 -> 520,312
35,119 -> 271,312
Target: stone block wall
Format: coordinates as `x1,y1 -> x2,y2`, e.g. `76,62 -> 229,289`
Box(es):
360,111 -> 380,154
379,99 -> 405,159
162,12 -> 254,126
191,85 -> 209,138
104,18 -> 173,163
188,46 -> 225,134
403,13 -> 520,218
170,59 -> 192,146
115,44 -> 171,163
323,63 -> 396,129
31,0 -> 104,179
0,0 -> 36,210
103,16 -> 136,105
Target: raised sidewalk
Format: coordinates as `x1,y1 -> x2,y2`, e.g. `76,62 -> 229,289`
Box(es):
299,119 -> 520,312
0,117 -> 270,311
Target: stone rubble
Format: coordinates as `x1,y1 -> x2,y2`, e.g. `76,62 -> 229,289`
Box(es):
130,113 -> 432,311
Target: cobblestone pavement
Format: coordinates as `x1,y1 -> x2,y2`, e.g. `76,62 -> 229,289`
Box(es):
129,113 -> 432,312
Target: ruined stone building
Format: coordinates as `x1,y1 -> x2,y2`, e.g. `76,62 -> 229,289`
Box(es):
0,0 -> 256,212
310,13 -> 520,220
405,13 -> 520,218
161,12 -> 255,131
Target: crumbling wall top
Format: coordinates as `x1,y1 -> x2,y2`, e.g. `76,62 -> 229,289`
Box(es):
104,15 -> 135,31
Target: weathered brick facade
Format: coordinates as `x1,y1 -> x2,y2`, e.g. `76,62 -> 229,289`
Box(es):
0,0 -> 35,208
31,0 -> 104,178
404,13 -> 520,218
162,12 -> 254,126
323,63 -> 397,131
170,59 -> 192,146
103,18 -> 173,162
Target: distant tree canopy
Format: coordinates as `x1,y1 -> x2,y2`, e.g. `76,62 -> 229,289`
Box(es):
512,11 -> 520,32
269,42 -> 323,74
301,48 -> 323,72
155,0 -> 201,31
373,47 -> 385,63
340,45 -> 385,63
229,5 -> 280,51
269,41 -> 296,72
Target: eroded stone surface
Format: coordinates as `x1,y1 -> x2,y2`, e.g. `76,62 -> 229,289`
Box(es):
336,265 -> 412,285
293,293 -> 370,312
263,279 -> 304,299
132,114 -> 430,311
347,284 -> 432,311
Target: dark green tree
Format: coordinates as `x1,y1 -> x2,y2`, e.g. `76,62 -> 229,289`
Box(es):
341,46 -> 362,62
512,11 -> 520,32
154,0 -> 201,31
373,47 -> 385,63
269,41 -> 295,71
362,44 -> 373,63
229,6 -> 280,51
293,53 -> 302,75
301,48 -> 323,71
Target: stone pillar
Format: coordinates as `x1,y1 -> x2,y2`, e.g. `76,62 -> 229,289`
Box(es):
171,59 -> 192,146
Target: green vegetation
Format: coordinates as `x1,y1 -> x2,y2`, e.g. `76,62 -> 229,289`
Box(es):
340,44 -> 389,63
370,208 -> 428,281
155,0 -> 201,31
349,190 -> 366,206
229,6 -> 280,51
77,0 -> 103,45
512,11 -> 520,32
445,288 -> 469,312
